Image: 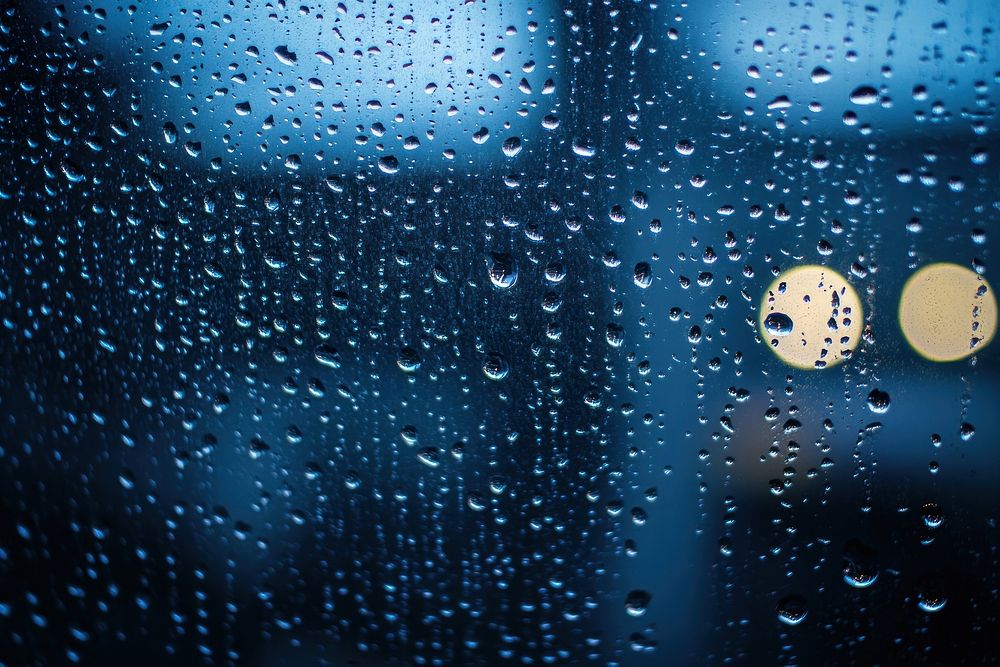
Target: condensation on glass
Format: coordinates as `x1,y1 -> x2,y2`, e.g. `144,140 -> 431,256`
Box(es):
0,1 -> 997,665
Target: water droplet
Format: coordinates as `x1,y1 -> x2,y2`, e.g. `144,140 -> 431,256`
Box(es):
502,136 -> 522,157
625,590 -> 651,617
397,347 -> 421,373
918,587 -> 947,613
417,447 -> 440,468
776,595 -> 808,626
867,389 -> 890,414
763,313 -> 794,337
633,262 -> 652,289
843,539 -> 879,588
810,66 -> 832,84
274,45 -> 298,66
378,156 -> 399,174
483,353 -> 510,381
921,502 -> 943,529
487,253 -> 519,289
850,85 -> 878,105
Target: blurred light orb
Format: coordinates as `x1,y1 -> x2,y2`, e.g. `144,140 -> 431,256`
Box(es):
759,265 -> 863,370
899,263 -> 997,362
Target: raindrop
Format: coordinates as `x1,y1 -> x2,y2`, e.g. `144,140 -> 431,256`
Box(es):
776,595 -> 808,626
274,45 -> 297,66
633,262 -> 652,289
397,347 -> 421,373
378,156 -> 399,174
502,137 -> 522,157
763,313 -> 794,337
921,502 -> 944,529
867,389 -> 891,414
810,66 -> 832,83
625,590 -> 651,617
483,353 -> 510,381
849,85 -> 878,105
487,253 -> 519,289
843,539 -> 879,588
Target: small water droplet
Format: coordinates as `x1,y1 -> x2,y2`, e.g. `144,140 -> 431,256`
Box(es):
483,353 -> 510,381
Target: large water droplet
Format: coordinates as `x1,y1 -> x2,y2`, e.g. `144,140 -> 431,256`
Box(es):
810,66 -> 832,84
867,388 -> 891,414
764,313 -> 794,336
273,45 -> 298,66
633,262 -> 652,289
397,347 -> 421,373
487,253 -> 519,289
843,539 -> 879,588
378,156 -> 399,174
625,590 -> 651,617
849,85 -> 878,105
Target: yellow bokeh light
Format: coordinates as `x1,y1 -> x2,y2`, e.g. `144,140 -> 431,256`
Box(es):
898,263 -> 997,362
759,265 -> 864,370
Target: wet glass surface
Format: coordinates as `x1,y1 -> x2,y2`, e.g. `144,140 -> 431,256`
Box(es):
1,1 -> 998,664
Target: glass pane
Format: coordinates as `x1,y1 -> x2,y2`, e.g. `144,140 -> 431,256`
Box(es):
1,0 -> 997,664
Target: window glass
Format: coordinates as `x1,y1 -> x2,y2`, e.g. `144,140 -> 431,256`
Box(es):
1,1 -> 997,664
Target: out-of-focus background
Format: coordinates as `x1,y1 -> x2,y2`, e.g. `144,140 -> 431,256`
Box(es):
1,0 -> 998,664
